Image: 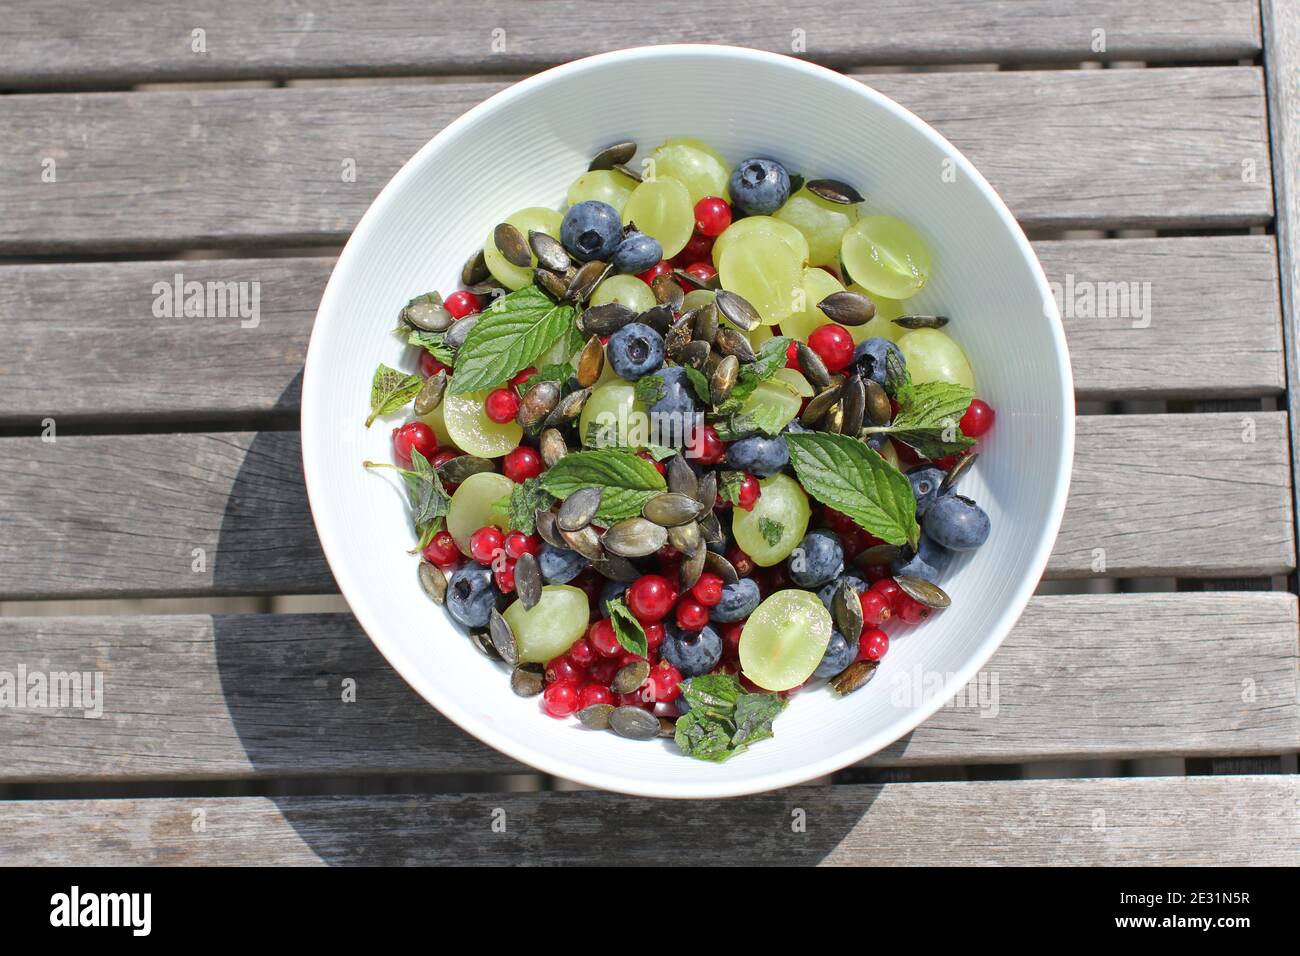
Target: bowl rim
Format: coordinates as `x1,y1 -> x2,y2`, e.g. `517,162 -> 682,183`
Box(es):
301,43 -> 1076,799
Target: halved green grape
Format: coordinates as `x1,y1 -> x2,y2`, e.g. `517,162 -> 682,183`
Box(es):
419,400 -> 457,450
840,215 -> 931,300
774,186 -> 861,267
718,231 -> 802,324
738,589 -> 833,691
589,274 -> 657,313
566,169 -> 636,215
621,176 -> 694,259
847,284 -> 906,343
446,471 -> 514,555
443,389 -> 524,458
647,137 -> 731,204
879,438 -> 901,470
771,367 -> 813,398
505,585 -> 592,663
736,378 -> 802,430
896,327 -> 976,390
711,215 -> 809,270
778,267 -> 845,343
732,473 -> 811,567
577,379 -> 650,448
681,289 -> 716,312
484,206 -> 564,291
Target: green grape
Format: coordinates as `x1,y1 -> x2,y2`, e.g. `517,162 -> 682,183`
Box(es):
647,137 -> 731,204
536,333 -> 573,369
484,206 -> 563,291
878,438 -> 901,470
774,186 -> 861,268
419,400 -> 457,450
736,378 -> 802,430
566,169 -> 636,215
681,289 -> 716,311
505,585 -> 592,663
622,176 -> 695,259
442,389 -> 524,458
577,380 -> 650,448
840,215 -> 932,300
771,367 -> 813,398
589,274 -> 657,313
718,231 -> 802,324
739,322 -> 773,350
778,267 -> 845,343
446,471 -> 515,555
711,215 -> 809,270
847,284 -> 905,343
896,327 -> 976,390
731,473 -> 811,567
738,589 -> 833,692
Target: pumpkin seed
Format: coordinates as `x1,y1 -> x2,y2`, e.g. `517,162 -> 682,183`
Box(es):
468,629 -> 501,660
517,380 -> 561,429
462,249 -> 490,287
830,660 -> 878,695
576,335 -> 605,388
535,267 -> 570,299
857,543 -> 901,566
806,178 -> 866,205
590,552 -> 642,582
612,162 -> 643,183
714,327 -> 756,362
676,340 -> 711,370
665,317 -> 695,357
643,492 -> 705,527
515,552 -> 542,609
413,370 -> 447,416
940,452 -> 978,494
702,351 -> 720,379
893,315 -> 949,330
565,260 -> 609,303
678,543 -> 707,589
710,354 -> 739,406
602,517 -> 668,558
510,663 -> 545,697
589,140 -> 637,171
715,290 -> 760,332
577,703 -> 616,730
800,381 -> 844,427
609,705 -> 660,740
528,230 -> 570,272
864,378 -> 892,426
692,302 -> 720,343
840,376 -> 865,436
468,281 -> 508,303
665,455 -> 698,499
825,400 -> 844,434
540,428 -> 568,468
401,293 -> 455,333
658,716 -> 677,737
581,302 -> 637,336
637,304 -> 674,335
558,487 -> 602,532
560,525 -> 605,561
795,342 -> 832,389
438,455 -> 494,485
696,471 -> 718,512
444,314 -> 479,349
817,290 -> 876,326
698,510 -> 724,545
493,222 -> 531,267
703,549 -> 739,585
488,609 -> 518,665
674,267 -> 720,291
832,580 -> 864,642
611,660 -> 651,695
895,575 -> 951,609
418,561 -> 447,605
535,510 -> 565,548
667,520 -> 703,557
651,273 -> 685,311
541,387 -> 590,430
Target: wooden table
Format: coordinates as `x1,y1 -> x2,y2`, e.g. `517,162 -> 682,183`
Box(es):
1,1 -> 1298,865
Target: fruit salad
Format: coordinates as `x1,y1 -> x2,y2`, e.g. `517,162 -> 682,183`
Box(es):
364,138 -> 995,761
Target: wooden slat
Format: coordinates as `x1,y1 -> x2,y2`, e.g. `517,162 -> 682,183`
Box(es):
0,237 -> 1282,426
0,414 -> 1289,600
0,777 -> 1293,865
0,68 -> 1271,254
0,1 -> 1262,89
0,594 -> 1293,782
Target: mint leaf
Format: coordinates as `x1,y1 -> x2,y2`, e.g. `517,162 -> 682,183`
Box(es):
450,286 -> 577,394
682,674 -> 742,720
505,478 -> 555,535
607,596 -> 648,657
363,448 -> 449,548
717,336 -> 791,412
407,330 -> 456,367
786,432 -> 920,548
539,449 -> 667,522
642,443 -> 676,461
517,363 -> 572,395
731,693 -> 787,749
674,711 -> 736,762
864,380 -> 976,459
683,367 -> 711,405
634,374 -> 667,407
718,470 -> 744,506
367,363 -> 422,426
674,675 -> 787,762
757,516 -> 784,547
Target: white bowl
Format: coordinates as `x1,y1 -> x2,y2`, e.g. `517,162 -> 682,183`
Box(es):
302,44 -> 1074,798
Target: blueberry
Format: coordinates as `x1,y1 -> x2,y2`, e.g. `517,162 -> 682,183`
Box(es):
864,433 -> 888,452
646,365 -> 696,421
907,465 -> 947,517
726,434 -> 789,477
787,530 -> 844,588
612,232 -> 662,274
445,563 -> 497,629
924,495 -> 990,551
660,623 -> 723,677
676,678 -> 695,714
853,337 -> 905,388
817,572 -> 868,613
729,158 -> 791,216
782,420 -> 813,435
710,576 -> 761,623
538,543 -> 589,584
814,630 -> 859,679
598,579 -> 630,617
606,322 -> 665,380
560,200 -> 623,262
891,532 -> 948,583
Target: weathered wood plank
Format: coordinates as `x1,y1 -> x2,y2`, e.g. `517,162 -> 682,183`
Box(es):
0,414 -> 1289,599
0,1 -> 1262,89
0,594 -> 1292,782
0,68 -> 1271,254
0,777 -> 1293,865
0,237 -> 1281,425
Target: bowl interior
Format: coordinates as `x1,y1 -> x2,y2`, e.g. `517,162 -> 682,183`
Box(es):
303,45 -> 1073,798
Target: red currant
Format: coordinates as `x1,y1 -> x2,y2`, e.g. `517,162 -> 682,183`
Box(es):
726,547 -> 754,577
785,340 -> 801,370
643,621 -> 665,653
896,593 -> 932,625
572,567 -> 602,603
444,290 -> 480,319
675,599 -> 709,631
510,367 -> 537,387
808,323 -> 854,372
493,558 -> 516,593
391,421 -> 437,467
627,574 -> 675,623
693,197 -> 732,237
545,654 -> 585,685
503,531 -> 540,559
588,619 -> 622,658
683,261 -> 717,286
468,526 -> 504,564
648,661 -> 684,702
502,446 -> 542,483
691,573 -> 724,607
421,530 -> 460,568
418,351 -> 448,377
690,424 -> 726,465
863,563 -> 890,582
859,589 -> 892,627
637,261 -> 673,285
617,690 -> 654,710
871,577 -> 903,611
542,681 -> 580,717
637,449 -> 667,476
721,622 -> 745,661
588,657 -> 620,684
484,387 -> 519,424
577,683 -> 613,709
568,637 -> 597,668
677,232 -> 714,263
859,628 -> 889,661
736,474 -> 761,511
960,399 -> 995,438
